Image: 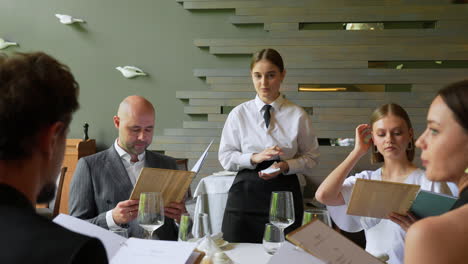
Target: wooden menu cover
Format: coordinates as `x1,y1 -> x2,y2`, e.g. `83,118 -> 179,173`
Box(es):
347,178 -> 420,218
287,219 -> 383,264
129,168 -> 195,206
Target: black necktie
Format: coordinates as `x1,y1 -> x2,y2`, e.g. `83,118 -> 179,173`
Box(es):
263,105 -> 272,128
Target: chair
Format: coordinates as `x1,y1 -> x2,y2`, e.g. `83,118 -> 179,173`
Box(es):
176,158 -> 188,171
52,167 -> 67,217
35,167 -> 67,219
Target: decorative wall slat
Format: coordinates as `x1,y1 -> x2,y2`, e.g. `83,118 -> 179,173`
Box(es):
233,5 -> 468,21
202,69 -> 468,84
209,45 -> 468,60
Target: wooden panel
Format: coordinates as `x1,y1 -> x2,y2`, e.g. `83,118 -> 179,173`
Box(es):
233,5 -> 468,21
155,136 -> 220,144
156,143 -> 221,152
179,0 -> 451,5
178,91 -> 436,101
208,114 -> 228,122
210,83 -> 297,91
183,121 -> 225,128
195,34 -> 468,47
165,151 -> 220,159
164,128 -> 223,136
184,106 -> 221,114
264,22 -> 299,31
268,28 -> 468,39
183,1 -> 264,9
203,69 -> 468,84
313,107 -> 428,116
209,45 -> 468,60
187,98 -> 432,108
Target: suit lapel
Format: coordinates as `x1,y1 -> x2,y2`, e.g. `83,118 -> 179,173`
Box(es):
105,146 -> 133,194
145,150 -> 160,168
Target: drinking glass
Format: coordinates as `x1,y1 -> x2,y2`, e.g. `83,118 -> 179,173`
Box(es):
110,227 -> 128,238
269,191 -> 295,242
178,213 -> 194,242
193,213 -> 212,240
138,192 -> 164,239
262,223 -> 283,255
302,208 -> 332,227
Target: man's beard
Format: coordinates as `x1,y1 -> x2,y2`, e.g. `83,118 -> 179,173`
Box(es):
36,183 -> 56,204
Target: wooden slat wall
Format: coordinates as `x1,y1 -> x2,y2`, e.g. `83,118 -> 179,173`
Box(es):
156,0 -> 468,194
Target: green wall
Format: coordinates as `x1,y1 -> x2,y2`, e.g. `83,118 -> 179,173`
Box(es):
1,0 -> 267,149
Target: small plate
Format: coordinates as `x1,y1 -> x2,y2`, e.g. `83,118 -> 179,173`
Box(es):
216,240 -> 229,248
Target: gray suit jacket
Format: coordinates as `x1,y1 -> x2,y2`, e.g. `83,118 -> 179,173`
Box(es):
69,145 -> 178,240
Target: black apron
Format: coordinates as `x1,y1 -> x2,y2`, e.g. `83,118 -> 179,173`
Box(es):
221,160 -> 303,243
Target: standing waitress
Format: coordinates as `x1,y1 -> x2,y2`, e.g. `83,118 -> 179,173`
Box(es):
219,48 -> 320,243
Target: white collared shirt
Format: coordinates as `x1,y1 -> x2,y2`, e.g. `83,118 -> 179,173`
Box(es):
218,94 -> 319,175
106,139 -> 146,229
113,139 -> 146,185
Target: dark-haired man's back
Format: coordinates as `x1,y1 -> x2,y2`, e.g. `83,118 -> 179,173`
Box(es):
0,184 -> 107,263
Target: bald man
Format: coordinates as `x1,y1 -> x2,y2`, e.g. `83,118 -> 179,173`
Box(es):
69,96 -> 185,240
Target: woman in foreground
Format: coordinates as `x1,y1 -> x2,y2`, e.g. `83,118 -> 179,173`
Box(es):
405,80 -> 468,264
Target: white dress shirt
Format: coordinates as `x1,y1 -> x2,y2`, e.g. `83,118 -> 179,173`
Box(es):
106,139 -> 146,229
327,168 -> 455,264
218,94 -> 319,175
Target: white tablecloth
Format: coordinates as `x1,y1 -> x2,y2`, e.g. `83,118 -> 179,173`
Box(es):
193,175 -> 235,234
225,243 -> 271,264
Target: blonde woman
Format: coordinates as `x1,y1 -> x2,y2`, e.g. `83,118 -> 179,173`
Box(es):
316,103 -> 453,264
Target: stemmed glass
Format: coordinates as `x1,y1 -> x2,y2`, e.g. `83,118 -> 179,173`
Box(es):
269,191 -> 295,243
138,192 -> 164,240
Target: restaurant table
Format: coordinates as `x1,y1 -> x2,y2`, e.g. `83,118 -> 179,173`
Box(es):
224,243 -> 271,264
192,173 -> 307,235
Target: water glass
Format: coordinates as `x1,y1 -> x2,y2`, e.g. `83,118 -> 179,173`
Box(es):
193,212 -> 212,239
110,227 -> 128,238
262,223 -> 283,255
178,213 -> 194,242
302,208 -> 332,227
138,192 -> 165,239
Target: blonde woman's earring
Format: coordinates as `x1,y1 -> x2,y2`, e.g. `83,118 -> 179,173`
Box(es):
407,141 -> 413,150
374,146 -> 379,153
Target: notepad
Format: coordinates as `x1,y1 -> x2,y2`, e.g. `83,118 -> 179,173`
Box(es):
286,219 -> 382,264
347,178 -> 420,219
410,190 -> 457,219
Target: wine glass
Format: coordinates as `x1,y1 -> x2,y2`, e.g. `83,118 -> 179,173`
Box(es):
269,191 -> 295,242
178,213 -> 194,242
302,209 -> 332,227
138,192 -> 164,240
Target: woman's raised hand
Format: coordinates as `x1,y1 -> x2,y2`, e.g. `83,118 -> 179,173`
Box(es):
251,145 -> 284,165
353,124 -> 372,157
